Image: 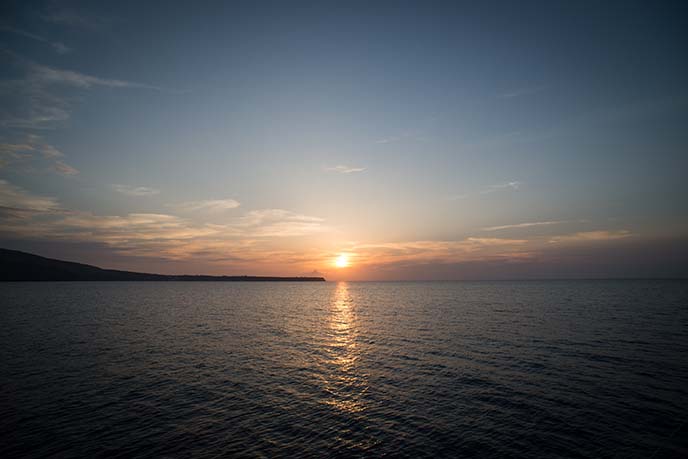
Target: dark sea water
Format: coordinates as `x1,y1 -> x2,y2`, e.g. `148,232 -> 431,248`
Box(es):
1,280 -> 687,458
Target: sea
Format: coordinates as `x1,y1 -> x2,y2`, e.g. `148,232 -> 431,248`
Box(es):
1,280 -> 687,458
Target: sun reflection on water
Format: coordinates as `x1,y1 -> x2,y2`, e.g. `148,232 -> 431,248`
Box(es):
322,282 -> 368,413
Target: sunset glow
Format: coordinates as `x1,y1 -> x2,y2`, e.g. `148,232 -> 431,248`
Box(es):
334,254 -> 350,268
1,3 -> 686,458
0,2 -> 685,281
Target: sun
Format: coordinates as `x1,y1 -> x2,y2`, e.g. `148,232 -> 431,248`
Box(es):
334,254 -> 350,268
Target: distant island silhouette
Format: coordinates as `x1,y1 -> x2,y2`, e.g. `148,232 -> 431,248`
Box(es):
0,248 -> 326,282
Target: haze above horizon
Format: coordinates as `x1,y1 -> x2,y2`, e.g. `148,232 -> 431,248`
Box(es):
1,1 -> 687,280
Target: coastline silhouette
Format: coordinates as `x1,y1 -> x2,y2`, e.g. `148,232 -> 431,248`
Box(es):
0,248 -> 326,282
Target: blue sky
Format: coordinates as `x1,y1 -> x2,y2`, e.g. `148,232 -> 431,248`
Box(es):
1,1 -> 687,279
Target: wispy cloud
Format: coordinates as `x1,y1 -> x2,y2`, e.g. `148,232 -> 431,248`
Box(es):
0,51 -> 173,130
337,228 -> 633,274
175,199 -> 241,212
239,209 -> 326,237
41,8 -> 108,31
0,179 -> 60,212
375,134 -> 405,144
0,183 -> 328,267
450,181 -> 522,200
483,220 -> 566,232
0,26 -> 71,54
0,141 -> 33,166
549,230 -> 631,243
53,160 -> 78,176
481,181 -> 522,193
325,165 -> 366,174
498,85 -> 546,99
346,237 -> 531,268
112,184 -> 160,197
0,134 -> 78,175
375,128 -> 427,145
0,178 -> 640,277
28,62 -> 165,91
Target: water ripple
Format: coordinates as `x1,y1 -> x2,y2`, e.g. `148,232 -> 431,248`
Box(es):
1,280 -> 687,457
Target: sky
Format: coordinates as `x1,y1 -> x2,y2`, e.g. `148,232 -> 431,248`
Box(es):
1,0 -> 687,280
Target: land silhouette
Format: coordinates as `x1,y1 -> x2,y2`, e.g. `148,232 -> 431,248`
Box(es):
0,248 -> 326,282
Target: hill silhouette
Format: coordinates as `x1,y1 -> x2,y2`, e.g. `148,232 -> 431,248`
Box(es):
0,248 -> 326,282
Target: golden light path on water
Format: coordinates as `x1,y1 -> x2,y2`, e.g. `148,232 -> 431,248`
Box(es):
321,282 -> 368,413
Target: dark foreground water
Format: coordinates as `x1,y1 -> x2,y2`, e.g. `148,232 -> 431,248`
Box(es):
1,280 -> 687,458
